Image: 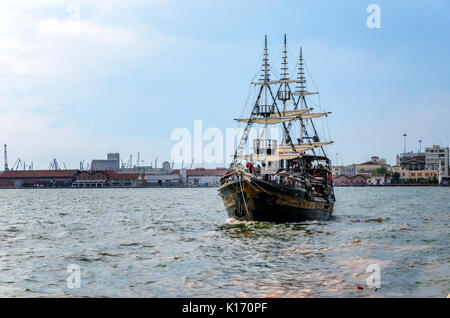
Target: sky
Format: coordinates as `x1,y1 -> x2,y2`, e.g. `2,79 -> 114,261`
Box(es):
0,0 -> 449,169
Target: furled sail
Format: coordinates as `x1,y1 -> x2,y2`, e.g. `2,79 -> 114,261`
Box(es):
238,153 -> 302,161
251,79 -> 305,86
235,117 -> 296,125
277,145 -> 315,152
234,111 -> 330,124
292,91 -> 319,96
299,112 -> 331,119
270,109 -> 312,117
277,141 -> 334,153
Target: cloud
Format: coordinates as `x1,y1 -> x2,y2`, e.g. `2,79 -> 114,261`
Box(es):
0,2 -> 182,111
0,110 -> 168,169
37,18 -> 136,45
0,1 -> 187,168
0,7 -> 137,81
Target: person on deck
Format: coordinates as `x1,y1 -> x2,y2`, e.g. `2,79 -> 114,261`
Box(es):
246,161 -> 254,173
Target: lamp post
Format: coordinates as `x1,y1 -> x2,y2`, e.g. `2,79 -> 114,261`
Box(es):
403,133 -> 407,154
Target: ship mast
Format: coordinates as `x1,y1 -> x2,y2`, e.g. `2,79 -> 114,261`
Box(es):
231,35 -> 274,167
280,34 -> 290,145
262,35 -> 269,144
232,36 -> 329,168
297,47 -> 306,144
292,47 -> 329,158
279,34 -> 291,168
261,35 -> 273,170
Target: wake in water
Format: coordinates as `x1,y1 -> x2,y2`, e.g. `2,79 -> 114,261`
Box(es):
225,218 -> 257,226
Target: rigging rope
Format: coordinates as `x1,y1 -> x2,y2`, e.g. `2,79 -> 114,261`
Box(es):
238,174 -> 250,219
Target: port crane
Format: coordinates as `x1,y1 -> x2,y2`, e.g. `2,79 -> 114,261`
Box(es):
11,158 -> 23,170
4,144 -> 8,171
10,158 -> 34,170
79,160 -> 90,170
127,155 -> 132,169
49,158 -> 61,170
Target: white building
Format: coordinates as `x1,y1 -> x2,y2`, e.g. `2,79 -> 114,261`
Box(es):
91,153 -> 120,171
425,145 -> 449,177
332,164 -> 356,177
367,175 -> 386,185
145,174 -> 180,186
172,168 -> 228,187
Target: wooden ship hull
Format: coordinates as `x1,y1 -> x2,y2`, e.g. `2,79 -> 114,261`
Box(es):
219,176 -> 334,223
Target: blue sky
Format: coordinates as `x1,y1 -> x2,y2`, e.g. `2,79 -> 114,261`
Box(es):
0,0 -> 449,169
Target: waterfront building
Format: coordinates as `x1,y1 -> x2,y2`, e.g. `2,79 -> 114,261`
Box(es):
370,156 -> 387,165
425,145 -> 449,177
367,174 -> 386,185
441,176 -> 450,186
399,169 -> 439,181
331,164 -> 356,177
91,153 -> 120,171
355,156 -> 387,176
0,170 -> 79,188
172,168 -> 228,187
107,171 -> 144,187
388,165 -> 402,174
334,174 -> 368,186
385,175 -> 392,184
73,170 -> 143,187
119,160 -> 173,175
397,152 -> 426,170
145,173 -> 181,186
72,171 -> 109,187
0,169 -> 147,188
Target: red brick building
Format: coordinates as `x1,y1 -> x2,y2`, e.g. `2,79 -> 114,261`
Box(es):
0,170 -> 79,188
0,170 -> 144,188
73,171 -> 143,187
334,174 -> 368,186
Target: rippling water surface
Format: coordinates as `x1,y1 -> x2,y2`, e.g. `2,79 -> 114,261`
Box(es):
0,187 -> 448,297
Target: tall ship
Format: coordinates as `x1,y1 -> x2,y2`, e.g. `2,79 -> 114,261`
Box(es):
218,35 -> 335,223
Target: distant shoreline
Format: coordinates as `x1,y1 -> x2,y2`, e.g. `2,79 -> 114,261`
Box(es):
0,185 -> 448,189
0,185 -> 219,189
334,184 -> 446,187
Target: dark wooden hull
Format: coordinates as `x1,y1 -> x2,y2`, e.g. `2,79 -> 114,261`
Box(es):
218,177 -> 334,223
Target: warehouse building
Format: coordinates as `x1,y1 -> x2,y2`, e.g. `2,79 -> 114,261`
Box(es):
0,170 -> 79,188
91,153 -> 120,171
172,167 -> 228,187
72,170 -> 143,187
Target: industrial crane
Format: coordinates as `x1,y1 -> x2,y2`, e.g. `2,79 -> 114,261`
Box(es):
4,144 -> 8,171
49,158 -> 61,170
11,158 -> 22,171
